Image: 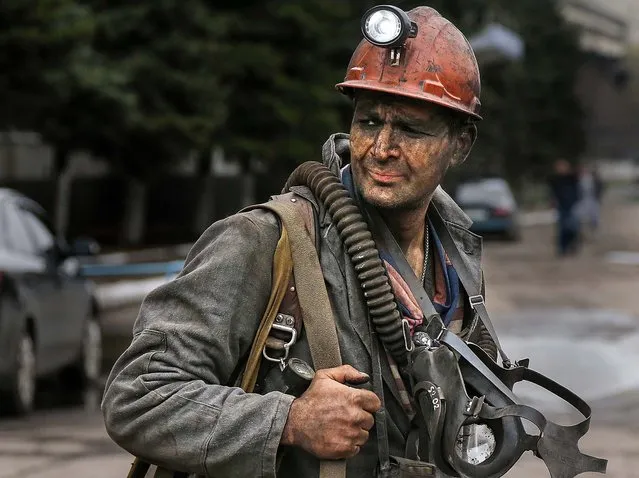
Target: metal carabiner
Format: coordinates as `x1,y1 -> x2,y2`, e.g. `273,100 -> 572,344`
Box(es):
262,323 -> 298,370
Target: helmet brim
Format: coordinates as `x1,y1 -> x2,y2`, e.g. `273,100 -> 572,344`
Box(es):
336,80 -> 482,121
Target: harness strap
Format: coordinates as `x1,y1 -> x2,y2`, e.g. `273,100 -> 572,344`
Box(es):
258,194 -> 315,361
362,204 -> 518,405
523,368 -> 592,430
257,198 -> 346,478
428,207 -> 511,367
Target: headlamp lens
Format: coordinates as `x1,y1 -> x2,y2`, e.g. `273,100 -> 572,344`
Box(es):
364,9 -> 402,45
455,424 -> 496,465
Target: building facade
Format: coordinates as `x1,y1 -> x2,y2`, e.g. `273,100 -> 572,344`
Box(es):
560,0 -> 639,160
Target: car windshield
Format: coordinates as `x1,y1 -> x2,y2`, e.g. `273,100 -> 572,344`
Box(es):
456,178 -> 516,209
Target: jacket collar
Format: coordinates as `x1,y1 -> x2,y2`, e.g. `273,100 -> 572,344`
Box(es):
432,186 -> 472,229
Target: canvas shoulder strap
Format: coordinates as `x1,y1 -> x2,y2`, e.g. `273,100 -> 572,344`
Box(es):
254,196 -> 343,371
246,195 -> 346,478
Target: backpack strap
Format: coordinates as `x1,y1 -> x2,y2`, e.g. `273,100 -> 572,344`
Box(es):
240,219 -> 294,392
254,195 -> 341,370
258,193 -> 315,364
256,196 -> 346,478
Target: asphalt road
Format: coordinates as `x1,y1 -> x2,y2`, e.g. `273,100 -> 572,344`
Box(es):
0,399 -> 132,478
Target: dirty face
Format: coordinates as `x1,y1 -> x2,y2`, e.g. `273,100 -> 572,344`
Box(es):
349,92 -> 475,212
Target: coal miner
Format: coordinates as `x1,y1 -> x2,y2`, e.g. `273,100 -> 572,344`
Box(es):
103,5 -> 606,478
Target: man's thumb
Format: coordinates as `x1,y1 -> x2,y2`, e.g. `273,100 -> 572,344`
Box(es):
320,365 -> 369,384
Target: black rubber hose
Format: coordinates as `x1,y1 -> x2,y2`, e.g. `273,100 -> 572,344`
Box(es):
284,161 -> 407,364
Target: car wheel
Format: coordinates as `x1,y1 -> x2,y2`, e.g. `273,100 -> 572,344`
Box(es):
2,331 -> 37,415
61,313 -> 102,389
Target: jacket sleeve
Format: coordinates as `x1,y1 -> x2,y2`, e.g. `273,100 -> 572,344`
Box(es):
101,209 -> 295,477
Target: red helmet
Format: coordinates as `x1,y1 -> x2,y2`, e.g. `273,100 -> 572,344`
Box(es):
336,6 -> 482,120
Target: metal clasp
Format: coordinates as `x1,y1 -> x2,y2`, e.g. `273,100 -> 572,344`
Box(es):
402,318 -> 414,352
464,395 -> 486,417
390,47 -> 402,66
469,294 -> 485,310
262,317 -> 297,370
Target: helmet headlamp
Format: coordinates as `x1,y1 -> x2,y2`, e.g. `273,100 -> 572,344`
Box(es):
361,5 -> 418,48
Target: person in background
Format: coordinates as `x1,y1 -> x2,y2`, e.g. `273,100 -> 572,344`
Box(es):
578,162 -> 604,234
548,159 -> 581,256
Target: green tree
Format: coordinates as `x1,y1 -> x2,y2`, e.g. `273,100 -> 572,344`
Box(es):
2,1 -> 233,243
0,1 -> 127,236
75,0 -> 231,244
212,1 -> 370,179
0,0 -> 94,131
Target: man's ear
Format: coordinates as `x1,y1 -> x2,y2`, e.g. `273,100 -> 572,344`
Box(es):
451,123 -> 477,167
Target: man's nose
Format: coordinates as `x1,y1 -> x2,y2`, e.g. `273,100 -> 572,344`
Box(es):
371,125 -> 400,161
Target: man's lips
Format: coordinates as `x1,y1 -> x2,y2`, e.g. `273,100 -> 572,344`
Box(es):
367,169 -> 404,184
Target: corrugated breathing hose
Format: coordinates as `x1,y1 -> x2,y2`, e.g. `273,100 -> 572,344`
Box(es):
284,161 -> 408,365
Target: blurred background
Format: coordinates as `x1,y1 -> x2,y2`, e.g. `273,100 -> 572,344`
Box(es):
0,0 -> 638,477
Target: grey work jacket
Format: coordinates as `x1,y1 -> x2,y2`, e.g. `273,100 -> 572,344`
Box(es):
102,143 -> 485,478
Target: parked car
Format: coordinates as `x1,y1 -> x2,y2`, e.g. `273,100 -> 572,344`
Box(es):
0,189 -> 102,415
455,177 -> 521,241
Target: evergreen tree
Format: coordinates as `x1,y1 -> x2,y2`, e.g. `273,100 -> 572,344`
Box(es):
0,0 -> 95,131
80,0 -> 230,177
212,0 -> 371,172
76,0 -> 232,243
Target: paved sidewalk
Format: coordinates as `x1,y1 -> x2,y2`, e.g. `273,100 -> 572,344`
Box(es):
0,408 -> 132,478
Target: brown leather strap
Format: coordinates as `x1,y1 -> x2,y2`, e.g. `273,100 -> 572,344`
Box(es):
270,193 -> 316,338
240,226 -> 294,392
254,193 -> 315,354
259,199 -> 342,370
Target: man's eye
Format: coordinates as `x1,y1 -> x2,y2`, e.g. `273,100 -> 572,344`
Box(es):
403,125 -> 438,137
359,118 -> 379,127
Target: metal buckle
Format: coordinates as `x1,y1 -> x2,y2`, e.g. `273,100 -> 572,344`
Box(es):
402,318 -> 414,352
262,323 -> 297,369
468,294 -> 485,310
464,395 -> 486,417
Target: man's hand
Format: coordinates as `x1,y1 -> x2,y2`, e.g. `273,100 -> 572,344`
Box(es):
280,365 -> 382,459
